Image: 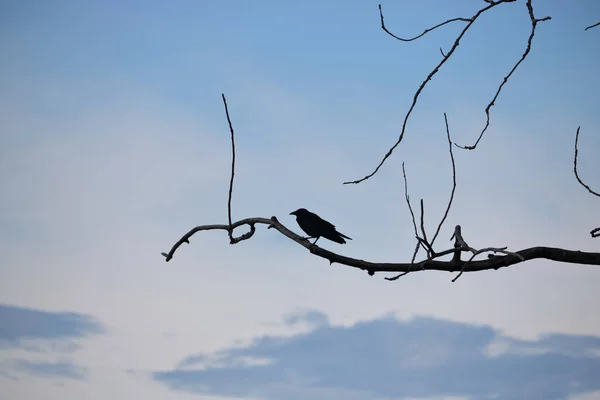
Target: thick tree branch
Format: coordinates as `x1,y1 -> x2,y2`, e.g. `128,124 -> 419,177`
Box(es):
457,0 -> 551,150
162,218 -> 600,276
344,0 -> 517,185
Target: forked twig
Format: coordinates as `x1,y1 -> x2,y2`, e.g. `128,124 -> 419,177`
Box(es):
344,0 -> 518,185
457,0 -> 551,150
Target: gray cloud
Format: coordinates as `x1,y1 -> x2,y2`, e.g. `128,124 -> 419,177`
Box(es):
283,309 -> 330,328
0,303 -> 104,348
0,304 -> 103,383
11,359 -> 87,380
154,312 -> 600,400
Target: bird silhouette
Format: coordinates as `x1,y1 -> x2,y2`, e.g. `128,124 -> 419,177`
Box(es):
290,208 -> 352,245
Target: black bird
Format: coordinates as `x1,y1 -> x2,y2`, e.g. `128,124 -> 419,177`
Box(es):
290,208 -> 352,245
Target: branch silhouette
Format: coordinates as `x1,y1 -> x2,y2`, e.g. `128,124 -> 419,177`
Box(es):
573,126 -> 600,238
162,102 -> 600,281
457,0 -> 551,150
161,217 -> 600,278
222,94 -> 238,244
163,5 -> 599,282
585,21 -> 600,31
346,0 -> 550,184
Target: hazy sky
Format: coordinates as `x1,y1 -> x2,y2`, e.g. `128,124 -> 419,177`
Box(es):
1,1 -> 600,399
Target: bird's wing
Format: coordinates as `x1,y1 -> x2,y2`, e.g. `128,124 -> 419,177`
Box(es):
315,215 -> 337,231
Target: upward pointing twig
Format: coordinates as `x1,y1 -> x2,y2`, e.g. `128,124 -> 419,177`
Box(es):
222,94 -> 237,243
431,113 -> 457,247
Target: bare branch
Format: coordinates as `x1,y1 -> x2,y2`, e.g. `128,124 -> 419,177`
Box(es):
402,162 -> 419,238
344,0 -> 517,185
457,0 -> 551,150
385,241 -> 420,281
378,4 -> 471,42
585,21 -> 600,31
221,94 -> 237,244
573,126 -> 600,198
453,246 -> 525,282
430,113 -> 457,247
402,163 -> 429,256
419,199 -> 429,255
573,126 -> 600,239
162,218 -> 600,275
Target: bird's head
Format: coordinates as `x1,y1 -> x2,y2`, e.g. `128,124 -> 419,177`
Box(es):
290,208 -> 308,216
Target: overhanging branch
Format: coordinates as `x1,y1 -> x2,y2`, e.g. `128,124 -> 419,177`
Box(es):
162,217 -> 600,277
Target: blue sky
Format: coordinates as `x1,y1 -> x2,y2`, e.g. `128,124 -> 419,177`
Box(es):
1,1 -> 600,399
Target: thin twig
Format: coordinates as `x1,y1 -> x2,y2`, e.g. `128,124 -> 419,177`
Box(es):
344,0 -> 517,185
573,126 -> 600,198
385,241 -> 420,281
402,163 -> 429,254
402,163 -> 419,237
430,113 -> 457,247
452,246 -> 525,282
402,162 -> 432,254
585,21 -> 600,31
221,94 -> 237,244
457,0 -> 551,150
419,199 -> 430,256
378,4 -> 471,42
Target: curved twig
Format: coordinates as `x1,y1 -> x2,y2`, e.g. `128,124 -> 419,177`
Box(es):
457,0 -> 551,150
378,4 -> 471,42
573,126 -> 600,198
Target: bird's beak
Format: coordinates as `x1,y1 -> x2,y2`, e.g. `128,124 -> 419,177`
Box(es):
289,211 -> 296,216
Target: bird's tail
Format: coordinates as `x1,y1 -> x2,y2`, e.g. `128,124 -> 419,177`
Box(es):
338,232 -> 352,241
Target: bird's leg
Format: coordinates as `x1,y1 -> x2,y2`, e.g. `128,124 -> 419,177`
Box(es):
312,237 -> 320,245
